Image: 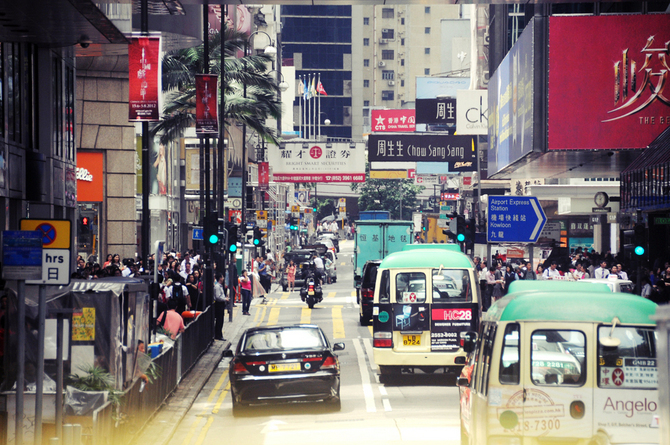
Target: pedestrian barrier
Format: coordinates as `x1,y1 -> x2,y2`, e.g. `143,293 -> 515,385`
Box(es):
91,306 -> 214,445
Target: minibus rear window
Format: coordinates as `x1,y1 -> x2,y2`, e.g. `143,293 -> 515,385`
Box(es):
432,269 -> 472,302
396,272 -> 426,303
499,323 -> 520,385
531,330 -> 585,386
597,326 -> 657,389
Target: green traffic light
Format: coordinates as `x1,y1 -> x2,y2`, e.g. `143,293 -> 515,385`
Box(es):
229,244 -> 237,253
253,238 -> 260,246
208,234 -> 219,244
457,234 -> 465,242
634,246 -> 645,256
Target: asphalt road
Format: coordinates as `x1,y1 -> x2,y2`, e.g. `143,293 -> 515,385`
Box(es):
164,239 -> 462,445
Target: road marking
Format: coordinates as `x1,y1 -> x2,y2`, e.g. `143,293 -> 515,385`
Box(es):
382,399 -> 393,412
301,307 -> 311,324
327,291 -> 336,298
267,307 -> 280,325
254,305 -> 268,326
353,339 -> 376,413
280,292 -> 290,300
351,290 -> 356,297
340,262 -> 346,266
211,381 -> 230,414
332,307 -> 345,339
194,416 -> 214,445
362,338 -> 377,371
367,326 -> 373,337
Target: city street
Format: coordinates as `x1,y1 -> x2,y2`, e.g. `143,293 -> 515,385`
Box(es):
163,239 -> 462,445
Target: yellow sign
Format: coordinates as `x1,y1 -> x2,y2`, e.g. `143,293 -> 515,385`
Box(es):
370,170 -> 408,179
20,219 -> 72,249
256,210 -> 267,220
72,308 -> 95,341
339,207 -> 346,213
303,207 -> 313,214
291,205 -> 300,213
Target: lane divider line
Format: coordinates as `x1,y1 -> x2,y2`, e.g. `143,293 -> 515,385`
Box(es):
267,307 -> 280,325
353,338 -> 377,413
327,292 -> 336,298
301,307 -> 311,325
332,307 -> 345,339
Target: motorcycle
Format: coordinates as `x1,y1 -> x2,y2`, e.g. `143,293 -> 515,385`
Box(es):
300,270 -> 323,309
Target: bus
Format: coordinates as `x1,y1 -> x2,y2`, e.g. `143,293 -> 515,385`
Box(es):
372,246 -> 480,375
458,290 -> 659,445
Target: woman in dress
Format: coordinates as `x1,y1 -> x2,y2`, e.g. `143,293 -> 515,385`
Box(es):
239,270 -> 252,315
102,254 -> 113,268
286,261 -> 297,292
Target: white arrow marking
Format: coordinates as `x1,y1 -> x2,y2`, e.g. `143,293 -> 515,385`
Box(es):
260,419 -> 287,434
529,199 -> 546,241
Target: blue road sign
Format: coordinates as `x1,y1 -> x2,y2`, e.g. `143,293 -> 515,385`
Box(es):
192,228 -> 203,240
487,196 -> 547,243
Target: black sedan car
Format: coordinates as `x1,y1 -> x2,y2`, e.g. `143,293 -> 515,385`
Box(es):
229,325 -> 344,415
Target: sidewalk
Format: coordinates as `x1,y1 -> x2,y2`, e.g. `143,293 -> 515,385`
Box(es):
133,297 -> 262,445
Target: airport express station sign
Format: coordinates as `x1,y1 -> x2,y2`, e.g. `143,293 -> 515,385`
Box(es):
487,196 -> 547,243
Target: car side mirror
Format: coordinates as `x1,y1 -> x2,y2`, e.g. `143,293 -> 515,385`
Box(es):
462,331 -> 477,353
354,274 -> 361,283
457,376 -> 470,387
223,349 -> 234,358
333,342 -> 345,351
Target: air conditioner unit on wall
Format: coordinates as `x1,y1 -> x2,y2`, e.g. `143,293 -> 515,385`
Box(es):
379,61 -> 386,67
388,80 -> 395,86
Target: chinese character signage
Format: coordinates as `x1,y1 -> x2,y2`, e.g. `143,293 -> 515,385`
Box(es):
269,142 -> 365,183
195,74 -> 218,133
128,37 -> 161,121
258,162 -> 269,191
371,109 -> 415,132
548,14 -> 670,150
368,134 -> 477,172
415,98 -> 457,125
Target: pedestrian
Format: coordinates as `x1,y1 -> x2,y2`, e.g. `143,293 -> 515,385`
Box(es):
313,254 -> 325,284
213,272 -> 229,340
478,261 -> 488,308
156,298 -> 185,339
239,270 -> 252,316
185,274 -> 199,311
258,257 -> 270,292
594,260 -> 609,279
492,264 -> 504,302
616,264 -> 629,280
523,261 -> 537,280
324,255 -> 333,284
286,261 -> 297,292
543,261 -> 561,280
504,265 -> 516,294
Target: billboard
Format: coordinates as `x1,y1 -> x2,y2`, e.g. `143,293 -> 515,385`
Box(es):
488,17 -> 536,175
371,109 -> 415,132
368,134 -> 477,172
456,90 -> 488,135
128,37 -> 161,121
415,98 -> 457,126
548,14 -> 670,150
195,74 -> 218,133
269,142 -> 365,183
416,77 -> 470,99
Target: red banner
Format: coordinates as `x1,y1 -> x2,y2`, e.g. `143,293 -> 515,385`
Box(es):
258,162 -> 269,191
196,74 -> 218,133
371,109 -> 416,132
128,37 -> 161,121
548,15 -> 670,150
272,173 -> 365,183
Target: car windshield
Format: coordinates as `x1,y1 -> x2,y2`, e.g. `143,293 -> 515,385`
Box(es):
291,253 -> 313,263
244,327 -> 325,352
432,268 -> 472,302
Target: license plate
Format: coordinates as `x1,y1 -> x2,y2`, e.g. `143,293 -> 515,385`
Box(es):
403,335 -> 421,346
308,290 -> 315,295
269,362 -> 301,373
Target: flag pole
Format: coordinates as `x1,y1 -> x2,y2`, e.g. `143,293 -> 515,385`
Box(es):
298,75 -> 302,138
318,73 -> 321,139
308,73 -> 312,139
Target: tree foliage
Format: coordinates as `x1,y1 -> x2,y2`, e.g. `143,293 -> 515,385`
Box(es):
352,167 -> 424,220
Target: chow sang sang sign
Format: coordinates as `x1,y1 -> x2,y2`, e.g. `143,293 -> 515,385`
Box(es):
269,142 -> 365,183
368,134 -> 477,172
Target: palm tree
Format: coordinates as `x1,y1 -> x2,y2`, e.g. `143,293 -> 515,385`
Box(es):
153,24 -> 281,146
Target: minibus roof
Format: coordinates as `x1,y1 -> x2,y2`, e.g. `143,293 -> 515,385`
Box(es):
484,291 -> 657,325
380,248 -> 474,269
506,280 -> 612,294
402,244 -> 462,252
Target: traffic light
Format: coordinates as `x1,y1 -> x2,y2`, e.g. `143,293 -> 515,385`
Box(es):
204,212 -> 221,247
253,226 -> 265,247
456,216 -> 466,243
623,223 -> 646,261
80,216 -> 90,233
464,218 -> 475,245
226,222 -> 238,253
289,217 -> 299,231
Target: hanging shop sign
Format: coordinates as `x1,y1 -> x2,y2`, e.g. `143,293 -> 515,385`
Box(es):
371,109 -> 416,132
195,74 -> 218,133
269,142 -> 365,183
76,152 -> 104,202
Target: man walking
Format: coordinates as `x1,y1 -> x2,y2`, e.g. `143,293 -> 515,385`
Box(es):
213,273 -> 229,341
594,260 -> 609,279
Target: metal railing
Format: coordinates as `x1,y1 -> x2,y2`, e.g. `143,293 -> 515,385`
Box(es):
91,306 -> 214,445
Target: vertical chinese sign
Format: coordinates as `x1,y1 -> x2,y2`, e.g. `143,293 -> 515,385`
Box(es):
259,162 -> 269,191
195,74 -> 219,133
129,37 -> 161,121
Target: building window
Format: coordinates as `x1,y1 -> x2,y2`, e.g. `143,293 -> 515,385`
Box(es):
364,38 -> 370,46
382,90 -> 394,101
401,59 -> 405,66
382,8 -> 394,18
425,27 -> 431,34
364,17 -> 369,25
381,29 -> 394,39
401,18 -> 405,25
424,48 -> 430,55
364,80 -> 370,88
425,6 -> 431,13
364,59 -> 370,67
381,50 -> 394,60
363,108 -> 370,117
382,70 -> 394,80
401,38 -> 405,46
401,80 -> 405,87
364,100 -> 370,107
424,68 -> 430,75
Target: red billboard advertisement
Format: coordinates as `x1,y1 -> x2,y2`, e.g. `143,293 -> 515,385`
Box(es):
195,74 -> 218,133
548,15 -> 670,150
258,162 -> 269,191
128,37 -> 161,121
371,109 -> 415,132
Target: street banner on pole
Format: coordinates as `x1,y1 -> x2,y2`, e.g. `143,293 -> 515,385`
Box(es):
128,36 -> 161,121
195,74 -> 219,133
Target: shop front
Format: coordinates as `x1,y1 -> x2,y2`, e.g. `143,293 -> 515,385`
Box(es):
76,152 -> 104,264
